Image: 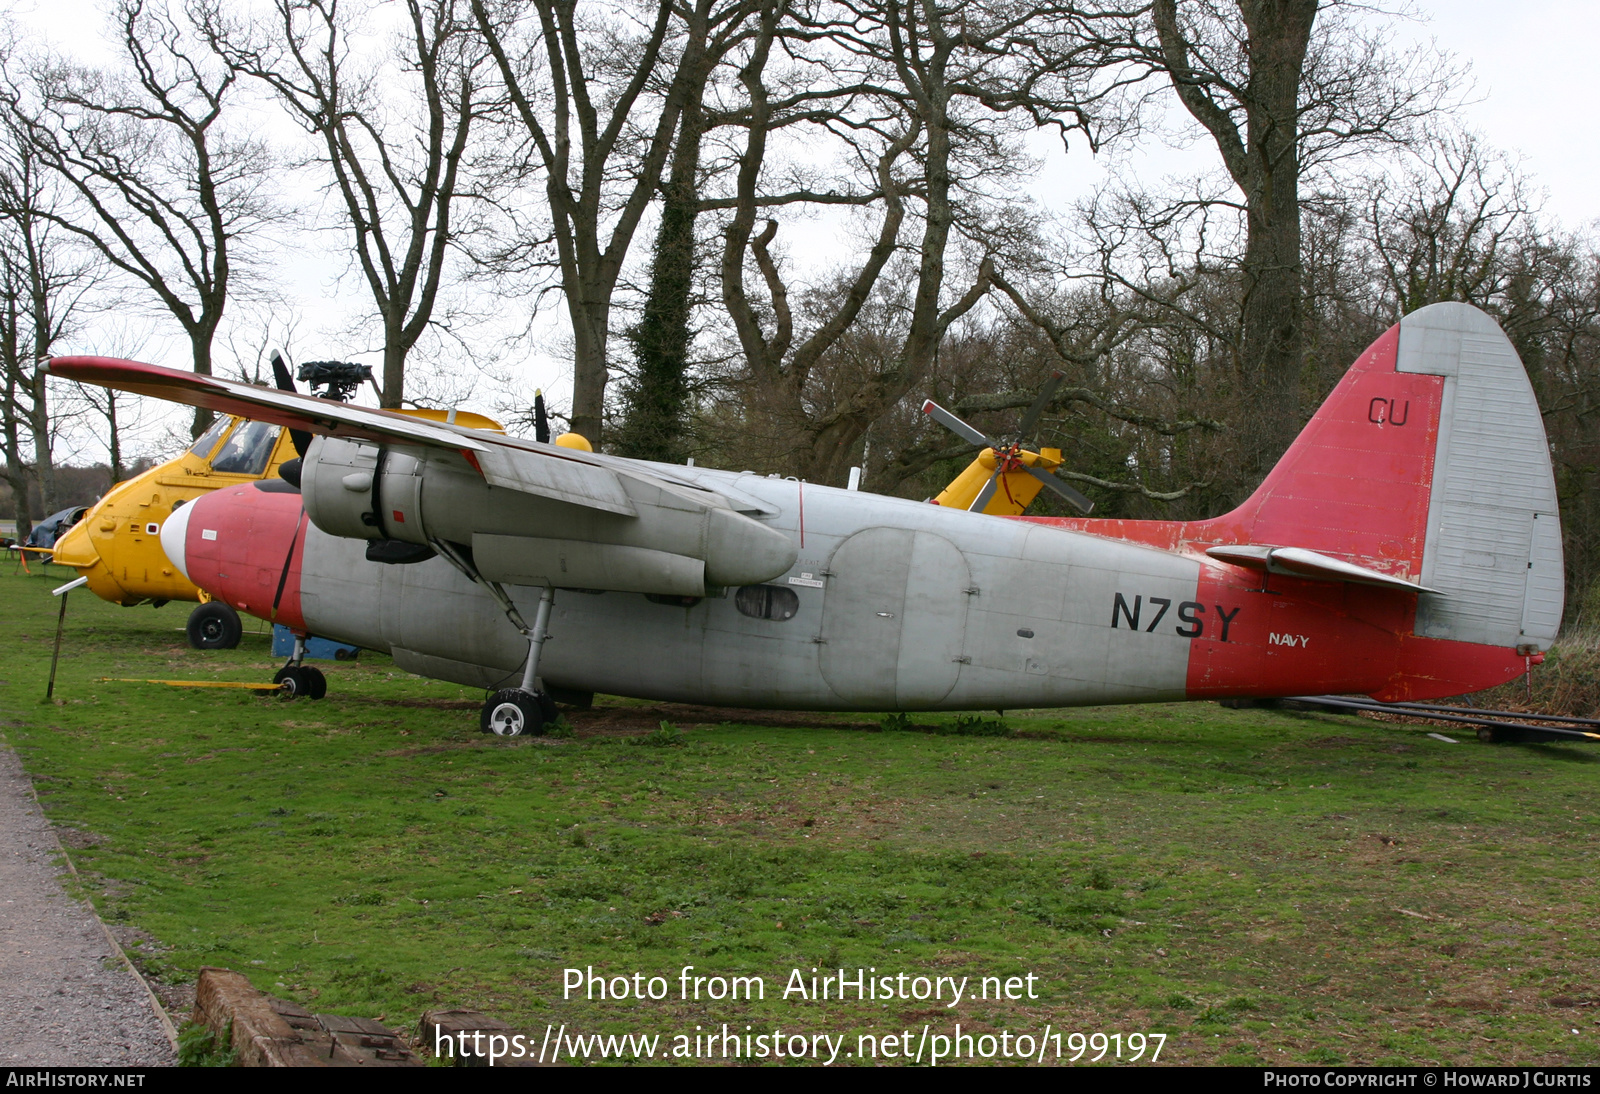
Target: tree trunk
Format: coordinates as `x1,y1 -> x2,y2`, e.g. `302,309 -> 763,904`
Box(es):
1,386 -> 32,543
382,323 -> 406,409
567,282 -> 611,444
1236,0 -> 1314,473
106,393 -> 123,484
190,332 -> 215,437
612,93 -> 706,462
1152,0 -> 1315,478
26,372 -> 54,515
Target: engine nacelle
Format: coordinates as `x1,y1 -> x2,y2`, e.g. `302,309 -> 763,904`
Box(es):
299,437 -> 797,594
301,438 -> 430,544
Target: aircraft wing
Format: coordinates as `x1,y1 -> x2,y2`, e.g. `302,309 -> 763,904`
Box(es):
50,354 -> 801,593
48,355 -> 635,516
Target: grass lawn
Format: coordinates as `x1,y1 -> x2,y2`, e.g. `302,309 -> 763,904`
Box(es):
0,563 -> 1596,1066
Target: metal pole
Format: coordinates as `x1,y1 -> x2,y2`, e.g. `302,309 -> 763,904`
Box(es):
46,576 -> 88,701
46,592 -> 68,700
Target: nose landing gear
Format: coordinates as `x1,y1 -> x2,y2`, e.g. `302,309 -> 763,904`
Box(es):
274,633 -> 327,699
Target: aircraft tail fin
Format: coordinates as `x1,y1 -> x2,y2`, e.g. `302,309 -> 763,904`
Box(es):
1228,302 -> 1563,651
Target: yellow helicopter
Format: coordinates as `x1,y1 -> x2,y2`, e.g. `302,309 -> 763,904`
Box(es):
52,353 -> 504,648
922,370 -> 1094,517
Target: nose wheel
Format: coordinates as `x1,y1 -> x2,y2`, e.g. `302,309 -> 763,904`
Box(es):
187,601 -> 242,649
274,664 -> 327,699
274,633 -> 327,699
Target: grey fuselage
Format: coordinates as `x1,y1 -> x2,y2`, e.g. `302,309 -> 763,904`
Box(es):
295,468 -> 1203,711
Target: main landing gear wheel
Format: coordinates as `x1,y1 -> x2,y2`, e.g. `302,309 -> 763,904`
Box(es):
274,665 -> 327,700
186,601 -> 242,650
481,688 -> 553,737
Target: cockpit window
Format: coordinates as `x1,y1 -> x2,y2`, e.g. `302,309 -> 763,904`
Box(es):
210,420 -> 281,475
187,417 -> 232,459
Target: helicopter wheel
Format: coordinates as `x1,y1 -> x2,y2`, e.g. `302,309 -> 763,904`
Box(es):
274,665 -> 327,700
481,688 -> 548,737
187,601 -> 242,650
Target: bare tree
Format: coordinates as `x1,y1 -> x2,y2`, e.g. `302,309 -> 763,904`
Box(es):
0,122 -> 98,534
1074,0 -> 1460,477
3,0 -> 278,437
473,0 -> 764,443
204,0 -> 494,408
717,0 -> 1108,485
1365,131 -> 1531,316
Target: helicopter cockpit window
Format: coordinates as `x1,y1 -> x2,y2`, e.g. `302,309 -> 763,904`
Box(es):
210,421 -> 280,475
735,584 -> 799,621
187,417 -> 232,459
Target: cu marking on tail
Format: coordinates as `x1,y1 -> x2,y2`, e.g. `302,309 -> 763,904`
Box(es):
1268,633 -> 1310,648
1368,397 -> 1410,426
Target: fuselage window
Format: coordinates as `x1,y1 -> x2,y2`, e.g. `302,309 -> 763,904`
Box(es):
187,416 -> 232,459
735,584 -> 799,621
211,421 -> 281,475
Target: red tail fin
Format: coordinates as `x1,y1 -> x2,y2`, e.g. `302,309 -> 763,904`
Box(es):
1029,303 -> 1564,699
1207,323 -> 1442,582
1029,320 -> 1444,584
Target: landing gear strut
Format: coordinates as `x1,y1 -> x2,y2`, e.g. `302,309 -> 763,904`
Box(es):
426,539 -> 559,738
479,587 -> 558,737
273,633 -> 326,699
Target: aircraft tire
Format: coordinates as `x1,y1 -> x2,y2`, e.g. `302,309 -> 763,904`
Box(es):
302,666 -> 327,700
273,665 -> 326,700
187,602 -> 242,650
481,688 -> 546,738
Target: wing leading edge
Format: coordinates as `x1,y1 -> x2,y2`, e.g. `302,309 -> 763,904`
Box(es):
48,355 -> 640,516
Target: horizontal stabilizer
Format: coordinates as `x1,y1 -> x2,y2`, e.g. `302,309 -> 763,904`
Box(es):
1206,544 -> 1435,594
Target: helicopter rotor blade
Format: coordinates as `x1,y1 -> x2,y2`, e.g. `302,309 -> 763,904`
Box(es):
968,471 -> 1002,513
1025,464 -> 1094,514
1014,370 -> 1064,441
922,400 -> 994,449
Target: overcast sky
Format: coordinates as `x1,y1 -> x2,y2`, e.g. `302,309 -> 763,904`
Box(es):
10,0 -> 1600,461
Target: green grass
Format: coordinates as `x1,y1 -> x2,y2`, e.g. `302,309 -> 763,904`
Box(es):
1,565 -> 1597,1066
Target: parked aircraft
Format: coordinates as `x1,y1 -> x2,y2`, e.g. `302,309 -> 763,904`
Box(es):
49,303 -> 1563,736
50,354 -> 502,649
26,506 -> 90,549
51,413 -> 303,647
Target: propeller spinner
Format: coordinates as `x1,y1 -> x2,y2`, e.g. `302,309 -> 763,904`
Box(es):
922,371 -> 1094,515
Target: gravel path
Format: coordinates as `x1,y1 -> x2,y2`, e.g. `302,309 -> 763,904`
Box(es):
0,744 -> 176,1066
